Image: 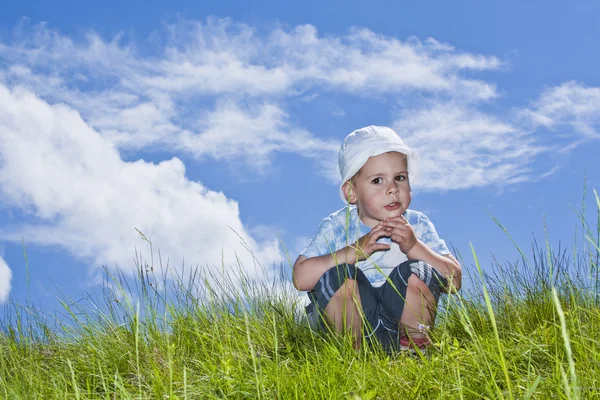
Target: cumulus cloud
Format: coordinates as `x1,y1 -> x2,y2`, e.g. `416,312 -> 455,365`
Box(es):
0,84 -> 282,285
0,256 -> 11,303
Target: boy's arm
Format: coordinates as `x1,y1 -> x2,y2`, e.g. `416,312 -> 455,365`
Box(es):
293,222 -> 392,291
382,216 -> 462,293
292,249 -> 356,291
405,242 -> 462,293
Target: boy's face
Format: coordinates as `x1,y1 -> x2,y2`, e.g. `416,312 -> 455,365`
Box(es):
343,152 -> 411,228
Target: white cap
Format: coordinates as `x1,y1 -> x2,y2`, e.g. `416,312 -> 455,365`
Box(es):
338,125 -> 418,202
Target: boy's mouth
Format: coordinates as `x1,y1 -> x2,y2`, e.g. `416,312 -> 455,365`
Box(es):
385,202 -> 400,210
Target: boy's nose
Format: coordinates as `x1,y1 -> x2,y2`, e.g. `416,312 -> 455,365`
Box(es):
387,184 -> 399,195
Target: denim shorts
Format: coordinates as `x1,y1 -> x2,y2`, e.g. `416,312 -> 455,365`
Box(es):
305,260 -> 448,352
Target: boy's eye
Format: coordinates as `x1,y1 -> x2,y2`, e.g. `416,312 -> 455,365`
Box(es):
371,177 -> 383,184
395,175 -> 406,182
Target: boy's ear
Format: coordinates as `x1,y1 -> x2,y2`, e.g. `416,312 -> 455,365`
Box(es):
342,181 -> 356,204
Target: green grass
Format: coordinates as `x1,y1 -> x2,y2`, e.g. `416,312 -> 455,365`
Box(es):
2,192 -> 600,399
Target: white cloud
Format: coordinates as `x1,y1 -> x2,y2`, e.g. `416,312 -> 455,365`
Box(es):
0,19 -> 501,170
0,256 -> 11,303
392,83 -> 600,191
0,84 -> 282,286
521,81 -> 600,145
267,26 -> 501,99
114,21 -> 500,99
178,100 -> 339,170
1,17 -> 599,297
0,20 -> 596,195
394,103 -> 544,190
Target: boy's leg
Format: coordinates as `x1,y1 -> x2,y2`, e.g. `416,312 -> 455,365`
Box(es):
325,278 -> 362,338
308,264 -> 378,342
398,274 -> 437,343
378,260 -> 448,351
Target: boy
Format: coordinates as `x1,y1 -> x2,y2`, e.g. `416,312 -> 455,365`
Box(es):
293,125 -> 462,353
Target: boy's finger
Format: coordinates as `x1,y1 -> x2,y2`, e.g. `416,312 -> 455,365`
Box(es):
372,223 -> 391,233
382,219 -> 408,228
381,222 -> 396,231
372,230 -> 391,241
383,224 -> 410,234
373,223 -> 387,231
386,215 -> 408,223
372,243 -> 390,252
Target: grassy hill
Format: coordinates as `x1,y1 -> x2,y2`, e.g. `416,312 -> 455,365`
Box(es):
2,196 -> 599,399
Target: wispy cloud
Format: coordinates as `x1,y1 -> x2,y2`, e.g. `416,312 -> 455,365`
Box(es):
0,19 -> 501,168
177,100 -> 339,170
393,103 -> 544,190
521,81 -> 600,148
391,80 -> 600,191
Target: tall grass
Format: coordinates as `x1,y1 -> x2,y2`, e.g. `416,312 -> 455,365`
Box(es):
1,191 -> 599,399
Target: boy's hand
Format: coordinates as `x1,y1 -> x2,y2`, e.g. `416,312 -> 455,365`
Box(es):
351,222 -> 391,262
381,216 -> 417,254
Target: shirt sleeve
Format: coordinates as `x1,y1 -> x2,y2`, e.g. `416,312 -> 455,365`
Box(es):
416,212 -> 450,255
300,217 -> 341,258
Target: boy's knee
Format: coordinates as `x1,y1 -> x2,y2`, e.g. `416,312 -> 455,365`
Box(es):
406,274 -> 440,315
406,260 -> 447,300
326,279 -> 360,312
309,264 -> 362,309
407,274 -> 437,303
407,274 -> 430,293
321,264 -> 361,293
330,278 -> 359,302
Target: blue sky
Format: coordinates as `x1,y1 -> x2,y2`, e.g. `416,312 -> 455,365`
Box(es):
1,0 -> 599,313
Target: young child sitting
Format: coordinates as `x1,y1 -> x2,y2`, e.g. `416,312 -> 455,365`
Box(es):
293,125 -> 462,353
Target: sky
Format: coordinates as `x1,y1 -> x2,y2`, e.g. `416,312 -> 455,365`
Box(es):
1,0 -> 599,315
